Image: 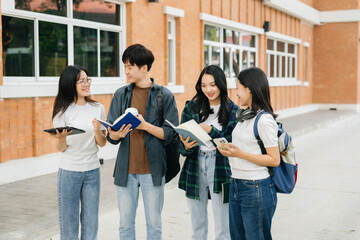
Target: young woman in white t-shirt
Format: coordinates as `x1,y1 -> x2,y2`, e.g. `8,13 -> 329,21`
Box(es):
218,67 -> 280,240
178,65 -> 239,240
48,65 -> 106,240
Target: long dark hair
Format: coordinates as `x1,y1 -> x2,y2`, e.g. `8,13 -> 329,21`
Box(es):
237,67 -> 277,119
52,65 -> 96,119
191,65 -> 230,126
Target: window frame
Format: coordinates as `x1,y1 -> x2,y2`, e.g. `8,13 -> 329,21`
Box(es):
167,17 -> 176,85
265,31 -> 302,87
303,41 -> 310,87
163,6 -> 185,93
203,23 -> 259,89
2,0 -> 126,85
266,39 -> 297,79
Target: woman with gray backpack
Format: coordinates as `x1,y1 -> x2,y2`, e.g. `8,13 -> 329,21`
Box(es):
218,67 -> 280,240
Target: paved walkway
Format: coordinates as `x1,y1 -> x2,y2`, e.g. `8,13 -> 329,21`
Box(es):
0,109 -> 357,240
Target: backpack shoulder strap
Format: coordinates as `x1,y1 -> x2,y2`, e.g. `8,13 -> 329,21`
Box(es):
156,86 -> 164,125
253,111 -> 267,155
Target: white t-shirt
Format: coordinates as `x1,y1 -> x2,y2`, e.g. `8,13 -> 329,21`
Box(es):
200,104 -> 222,151
230,112 -> 278,180
53,102 -> 106,172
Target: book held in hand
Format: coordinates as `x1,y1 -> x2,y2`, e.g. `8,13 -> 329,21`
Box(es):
96,111 -> 141,131
44,127 -> 85,136
165,119 -> 212,148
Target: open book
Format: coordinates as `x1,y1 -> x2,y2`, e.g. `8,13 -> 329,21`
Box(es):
96,111 -> 141,131
44,126 -> 85,136
165,119 -> 212,148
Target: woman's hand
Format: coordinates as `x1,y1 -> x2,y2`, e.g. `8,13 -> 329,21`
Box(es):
47,129 -> 70,152
108,124 -> 132,141
179,135 -> 198,150
219,143 -> 281,167
92,119 -> 102,133
93,119 -> 107,147
47,128 -> 71,139
217,143 -> 242,158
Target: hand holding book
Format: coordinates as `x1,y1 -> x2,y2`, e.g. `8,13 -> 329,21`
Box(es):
179,134 -> 200,150
97,108 -> 141,141
107,122 -> 133,141
166,119 -> 213,148
95,108 -> 141,131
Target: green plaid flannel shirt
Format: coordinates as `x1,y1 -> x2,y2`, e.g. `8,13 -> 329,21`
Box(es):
178,100 -> 239,200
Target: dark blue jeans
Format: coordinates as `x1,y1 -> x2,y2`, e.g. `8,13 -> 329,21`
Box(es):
229,177 -> 277,240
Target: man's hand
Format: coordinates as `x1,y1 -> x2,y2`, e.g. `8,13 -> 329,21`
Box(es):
135,114 -> 149,131
108,124 -> 132,141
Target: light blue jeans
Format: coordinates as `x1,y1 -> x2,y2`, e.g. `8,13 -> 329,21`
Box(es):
187,150 -> 230,240
117,173 -> 165,240
57,168 -> 100,240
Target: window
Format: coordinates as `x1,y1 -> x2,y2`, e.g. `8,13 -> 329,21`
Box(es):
100,30 -> 119,77
168,17 -> 176,85
39,21 -> 68,76
73,0 -> 121,26
205,25 -> 220,42
267,39 -> 297,80
204,24 -> 257,82
163,6 -> 184,92
2,16 -> 34,76
3,0 -> 125,82
74,26 -> 98,77
15,0 -> 66,17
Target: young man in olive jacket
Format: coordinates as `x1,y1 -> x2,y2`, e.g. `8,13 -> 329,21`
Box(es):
106,44 -> 179,240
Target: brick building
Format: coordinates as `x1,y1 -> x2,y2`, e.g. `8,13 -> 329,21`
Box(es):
1,0 -> 359,183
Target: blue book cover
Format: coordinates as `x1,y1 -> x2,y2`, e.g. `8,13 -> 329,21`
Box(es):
96,112 -> 141,131
165,119 -> 212,147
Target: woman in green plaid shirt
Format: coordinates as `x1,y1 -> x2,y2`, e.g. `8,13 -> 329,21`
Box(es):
178,65 -> 239,240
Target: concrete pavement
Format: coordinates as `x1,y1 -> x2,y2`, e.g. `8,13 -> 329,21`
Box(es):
273,111 -> 360,240
0,109 -> 358,239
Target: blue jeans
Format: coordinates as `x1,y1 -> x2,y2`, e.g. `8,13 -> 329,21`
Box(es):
229,177 -> 277,240
58,168 -> 100,240
187,150 -> 230,240
117,173 -> 165,240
